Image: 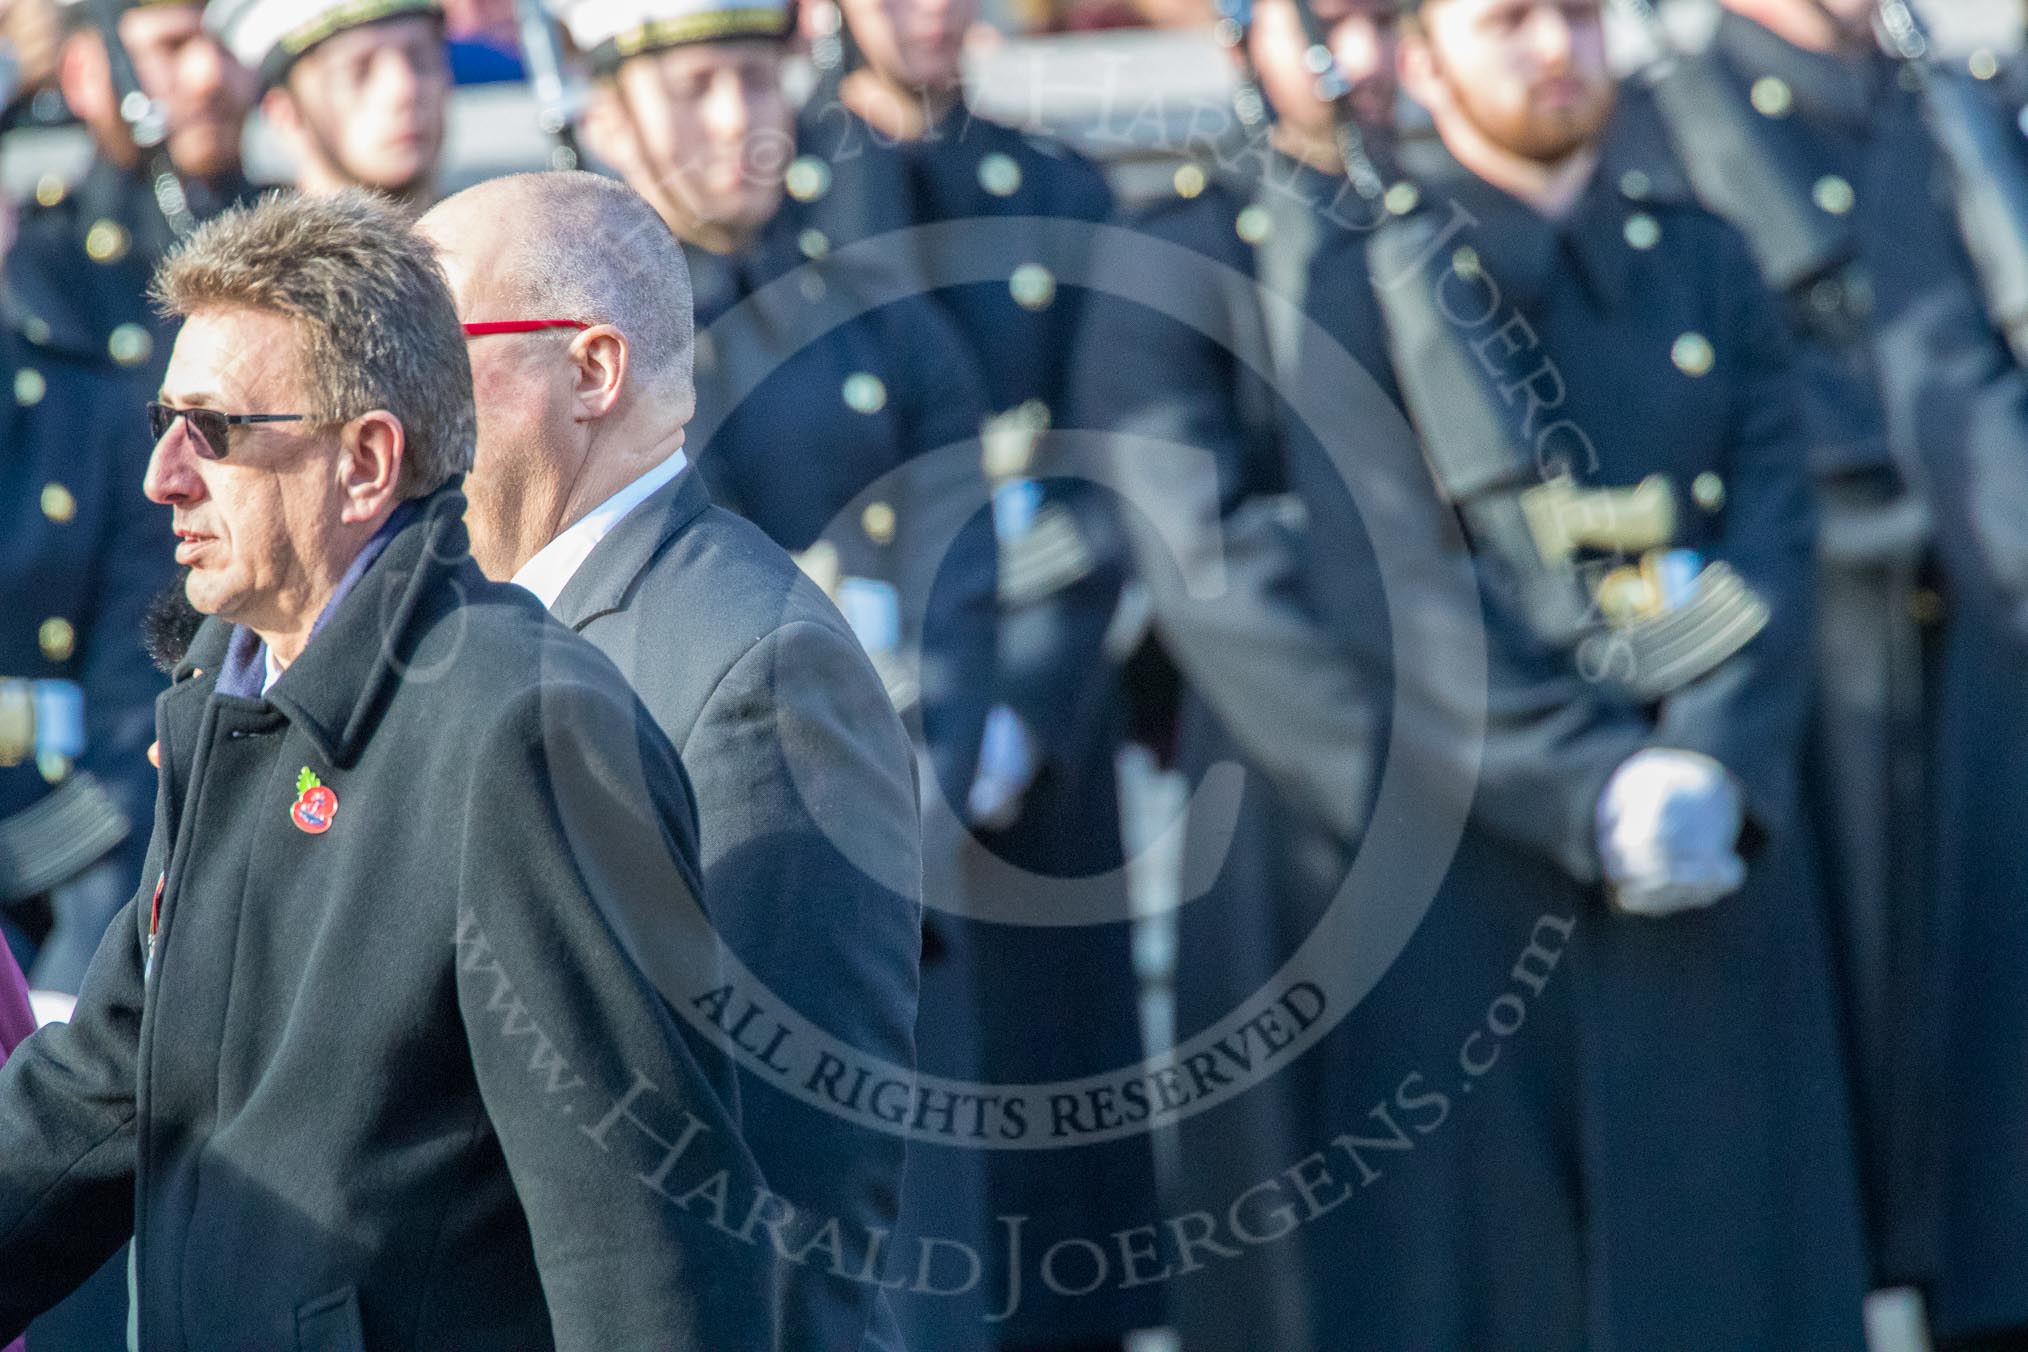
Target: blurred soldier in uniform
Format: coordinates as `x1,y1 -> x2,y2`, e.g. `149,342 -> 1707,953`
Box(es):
1619,0 -> 2028,1342
558,0 -> 1001,1344
205,0 -> 450,207
0,51 -> 176,1002
1088,0 -> 1871,1343
0,60 -> 195,1345
793,1 -> 1156,1348
4,0 -> 255,383
1069,2 -> 1403,1347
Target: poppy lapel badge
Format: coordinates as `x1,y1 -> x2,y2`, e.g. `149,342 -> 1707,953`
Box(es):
290,767 -> 337,835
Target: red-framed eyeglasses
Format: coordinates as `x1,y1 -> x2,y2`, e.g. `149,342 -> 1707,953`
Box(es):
460,320 -> 592,337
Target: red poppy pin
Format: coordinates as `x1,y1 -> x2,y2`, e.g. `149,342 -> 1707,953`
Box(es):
290,767 -> 337,835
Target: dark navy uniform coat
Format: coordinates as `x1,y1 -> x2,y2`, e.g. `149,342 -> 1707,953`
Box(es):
678,205 -> 1005,1348
0,315 -> 173,988
1081,118 -> 1868,1347
4,157 -> 255,387
791,96 -> 1159,1348
1069,147 -> 1400,1352
1659,15 -> 2028,1335
1288,129 -> 1866,1351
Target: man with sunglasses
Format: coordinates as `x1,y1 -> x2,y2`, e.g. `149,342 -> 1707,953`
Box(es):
205,0 -> 452,209
0,190 -> 779,1349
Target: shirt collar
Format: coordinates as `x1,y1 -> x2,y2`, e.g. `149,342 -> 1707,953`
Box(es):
511,450 -> 690,609
215,500 -> 419,699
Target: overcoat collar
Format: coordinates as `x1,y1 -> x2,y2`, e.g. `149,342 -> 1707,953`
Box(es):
1713,8 -> 1883,134
551,465 -> 715,631
1403,104 -> 1682,316
170,480 -> 475,768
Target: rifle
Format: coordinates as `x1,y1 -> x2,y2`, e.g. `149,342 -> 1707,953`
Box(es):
1290,0 -> 1764,695
514,0 -> 581,171
1608,0 -> 1861,327
86,0 -> 195,235
1877,0 -> 2028,368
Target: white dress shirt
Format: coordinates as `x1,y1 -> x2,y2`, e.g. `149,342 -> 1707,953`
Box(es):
510,450 -> 689,608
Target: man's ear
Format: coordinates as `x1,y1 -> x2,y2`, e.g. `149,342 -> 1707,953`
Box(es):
1396,23 -> 1442,113
579,85 -> 628,174
567,326 -> 628,422
56,29 -> 112,128
262,83 -> 303,142
336,411 -> 406,526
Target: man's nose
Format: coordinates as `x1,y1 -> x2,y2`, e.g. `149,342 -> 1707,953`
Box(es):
179,37 -> 229,101
374,50 -> 424,110
704,74 -> 753,144
143,422 -> 205,506
1525,7 -> 1575,66
1329,18 -> 1383,89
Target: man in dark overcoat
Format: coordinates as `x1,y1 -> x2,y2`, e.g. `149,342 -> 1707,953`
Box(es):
0,191 -> 779,1351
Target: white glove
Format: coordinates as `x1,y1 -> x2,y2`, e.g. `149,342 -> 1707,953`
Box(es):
1596,748 -> 1746,917
967,705 -> 1040,831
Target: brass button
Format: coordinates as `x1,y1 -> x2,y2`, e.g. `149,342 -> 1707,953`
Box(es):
797,272 -> 828,303
1620,169 -> 1652,201
1971,49 -> 2001,82
798,228 -> 830,260
1672,332 -> 1715,378
84,219 -> 131,265
1173,164 -> 1207,199
1692,472 -> 1725,513
1384,182 -> 1421,216
1452,246 -> 1482,277
1751,77 -> 1793,117
1235,204 -> 1272,244
842,372 -> 887,415
21,315 -> 50,347
1009,262 -> 1056,311
1623,213 -> 1661,250
1813,175 -> 1856,216
109,323 -> 153,367
1908,587 -> 1945,626
862,500 -> 897,545
39,617 -> 76,663
34,174 -> 66,208
14,368 -> 46,406
978,153 -> 1022,198
41,483 -> 76,524
784,156 -> 832,203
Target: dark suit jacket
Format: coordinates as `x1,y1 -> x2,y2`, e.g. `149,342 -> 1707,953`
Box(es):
0,486 -> 778,1351
552,467 -> 923,1352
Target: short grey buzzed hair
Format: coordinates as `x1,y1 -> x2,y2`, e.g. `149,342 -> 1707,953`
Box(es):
152,189 -> 476,498
441,172 -> 695,404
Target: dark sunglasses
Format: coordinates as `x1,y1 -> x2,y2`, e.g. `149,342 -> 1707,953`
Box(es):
147,403 -> 311,461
